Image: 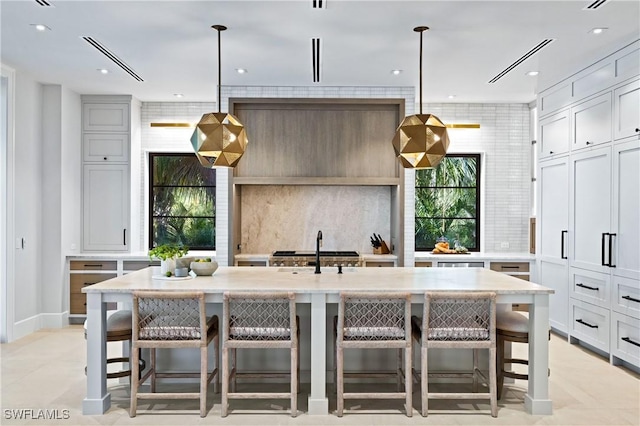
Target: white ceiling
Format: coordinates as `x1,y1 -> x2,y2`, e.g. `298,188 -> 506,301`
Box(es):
1,0 -> 639,104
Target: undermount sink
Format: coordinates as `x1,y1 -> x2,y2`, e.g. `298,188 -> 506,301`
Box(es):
277,267 -> 358,274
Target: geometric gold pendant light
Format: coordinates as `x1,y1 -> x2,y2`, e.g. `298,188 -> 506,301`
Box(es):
190,25 -> 248,168
392,26 -> 450,169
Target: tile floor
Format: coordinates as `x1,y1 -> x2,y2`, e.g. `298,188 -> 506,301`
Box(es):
1,325 -> 639,425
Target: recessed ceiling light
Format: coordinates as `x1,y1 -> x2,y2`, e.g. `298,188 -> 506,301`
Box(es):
97,68 -> 109,74
526,71 -> 539,76
391,69 -> 402,75
174,94 -> 184,98
31,24 -> 50,31
590,27 -> 608,35
236,68 -> 247,74
447,95 -> 456,99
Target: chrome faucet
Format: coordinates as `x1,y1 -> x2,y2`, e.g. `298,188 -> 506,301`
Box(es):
315,230 -> 323,274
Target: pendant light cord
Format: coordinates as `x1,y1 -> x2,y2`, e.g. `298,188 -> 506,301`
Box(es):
217,27 -> 222,114
414,26 -> 429,115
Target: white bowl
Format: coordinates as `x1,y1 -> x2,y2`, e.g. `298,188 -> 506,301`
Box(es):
190,261 -> 218,276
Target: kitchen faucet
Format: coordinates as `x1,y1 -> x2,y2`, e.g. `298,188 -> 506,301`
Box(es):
315,230 -> 322,274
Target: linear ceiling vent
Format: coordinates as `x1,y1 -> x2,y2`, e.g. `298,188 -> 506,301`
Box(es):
488,38 -> 555,83
312,37 -> 321,83
583,0 -> 610,10
312,0 -> 327,9
35,0 -> 53,6
82,36 -> 144,82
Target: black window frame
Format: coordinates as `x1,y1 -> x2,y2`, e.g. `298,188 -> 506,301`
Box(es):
415,153 -> 481,252
148,152 -> 216,250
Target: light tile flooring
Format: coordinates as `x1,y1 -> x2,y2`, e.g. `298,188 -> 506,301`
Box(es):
1,325 -> 639,425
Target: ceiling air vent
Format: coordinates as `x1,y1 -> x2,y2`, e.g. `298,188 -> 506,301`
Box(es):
488,38 -> 555,83
584,0 -> 610,10
312,0 -> 327,9
35,0 -> 53,6
82,36 -> 144,82
312,37 -> 321,83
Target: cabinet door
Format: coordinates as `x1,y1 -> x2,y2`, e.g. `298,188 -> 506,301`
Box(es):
83,164 -> 129,251
538,157 -> 569,260
82,102 -> 130,132
612,139 -> 640,280
571,93 -> 612,151
83,133 -> 129,163
613,79 -> 640,141
570,147 -> 612,273
539,109 -> 570,159
539,259 -> 569,333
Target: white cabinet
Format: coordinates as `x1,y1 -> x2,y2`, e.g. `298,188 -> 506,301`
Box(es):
540,259 -> 569,333
539,109 -> 570,159
570,146 -> 612,274
571,93 -> 612,151
612,139 -> 640,280
81,95 -> 134,252
82,164 -> 129,251
613,79 -> 640,141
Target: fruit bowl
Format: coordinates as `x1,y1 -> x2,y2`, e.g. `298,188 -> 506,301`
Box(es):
190,260 -> 218,276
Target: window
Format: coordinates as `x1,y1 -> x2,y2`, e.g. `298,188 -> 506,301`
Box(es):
149,153 -> 216,250
415,154 -> 481,251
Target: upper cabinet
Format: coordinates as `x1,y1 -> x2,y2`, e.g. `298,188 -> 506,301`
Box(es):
539,109 -> 570,159
82,133 -> 130,163
613,79 -> 640,141
571,92 -> 612,151
83,102 -> 130,132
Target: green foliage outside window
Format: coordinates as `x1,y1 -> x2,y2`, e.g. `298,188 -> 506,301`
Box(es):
415,154 -> 480,251
150,153 -> 216,250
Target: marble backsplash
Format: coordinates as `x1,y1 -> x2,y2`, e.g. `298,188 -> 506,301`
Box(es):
239,185 -> 392,254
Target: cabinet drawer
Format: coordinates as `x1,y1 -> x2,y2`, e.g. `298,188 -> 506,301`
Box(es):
236,260 -> 267,267
415,261 -> 433,267
83,133 -> 129,163
70,260 -> 117,271
490,262 -> 530,273
612,276 -> 640,319
365,261 -> 395,267
569,298 -> 610,353
123,260 -> 159,271
611,311 -> 640,367
70,273 -> 117,293
570,268 -> 610,308
70,294 -> 87,315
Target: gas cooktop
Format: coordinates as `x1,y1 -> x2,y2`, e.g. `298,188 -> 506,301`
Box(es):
272,250 -> 360,257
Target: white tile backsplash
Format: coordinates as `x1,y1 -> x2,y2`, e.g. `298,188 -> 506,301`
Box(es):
137,88 -> 532,265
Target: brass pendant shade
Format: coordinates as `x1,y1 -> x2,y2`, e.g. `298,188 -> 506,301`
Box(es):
392,26 -> 450,169
191,25 -> 248,168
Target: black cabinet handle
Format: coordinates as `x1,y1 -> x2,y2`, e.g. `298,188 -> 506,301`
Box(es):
123,229 -> 127,245
561,230 -> 568,259
84,264 -> 103,267
601,233 -> 608,266
608,233 -> 616,268
622,337 -> 640,348
501,266 -> 520,270
622,295 -> 640,304
576,283 -> 599,291
576,319 -> 598,329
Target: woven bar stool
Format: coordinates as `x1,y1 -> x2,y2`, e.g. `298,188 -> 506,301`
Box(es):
334,292 -> 413,417
496,310 -> 550,400
129,291 -> 219,418
221,292 -> 299,417
83,310 -> 145,382
412,292 -> 497,417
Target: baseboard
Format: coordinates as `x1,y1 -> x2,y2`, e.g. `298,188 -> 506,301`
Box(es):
12,312 -> 68,341
40,311 -> 69,329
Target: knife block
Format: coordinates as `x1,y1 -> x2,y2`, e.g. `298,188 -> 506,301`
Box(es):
373,240 -> 391,254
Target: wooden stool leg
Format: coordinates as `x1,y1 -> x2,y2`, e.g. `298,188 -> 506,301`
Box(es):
497,335 -> 505,400
221,346 -> 229,417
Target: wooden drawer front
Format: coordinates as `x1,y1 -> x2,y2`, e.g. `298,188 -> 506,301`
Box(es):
123,260 -> 159,271
70,273 -> 117,293
570,299 -> 610,352
365,261 -> 394,267
415,261 -> 432,267
490,262 -> 530,273
612,277 -> 640,319
611,311 -> 640,367
70,260 -> 117,271
236,260 -> 267,267
570,269 -> 610,308
70,294 -> 87,314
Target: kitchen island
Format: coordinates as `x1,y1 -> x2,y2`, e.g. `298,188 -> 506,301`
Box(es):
82,266 -> 553,416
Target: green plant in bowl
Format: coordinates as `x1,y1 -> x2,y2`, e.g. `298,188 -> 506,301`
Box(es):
148,244 -> 189,261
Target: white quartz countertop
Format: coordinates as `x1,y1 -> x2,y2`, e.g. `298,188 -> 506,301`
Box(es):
83,266 -> 552,295
415,252 -> 535,262
235,253 -> 398,260
67,251 -> 216,260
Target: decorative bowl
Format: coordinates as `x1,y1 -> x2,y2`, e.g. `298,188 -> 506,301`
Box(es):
190,261 -> 218,276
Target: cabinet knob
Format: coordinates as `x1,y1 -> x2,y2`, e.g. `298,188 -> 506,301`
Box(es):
103,157 -> 108,160
635,128 -> 640,133
585,141 -> 592,145
549,150 -> 554,154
